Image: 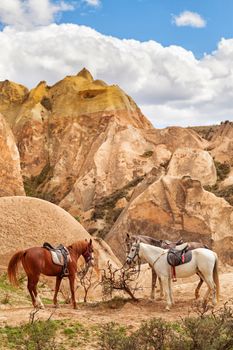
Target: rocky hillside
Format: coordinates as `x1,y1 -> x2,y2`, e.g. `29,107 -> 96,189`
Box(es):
0,70 -> 233,264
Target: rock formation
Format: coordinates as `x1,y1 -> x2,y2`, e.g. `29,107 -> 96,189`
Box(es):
106,175 -> 233,264
1,70 -> 233,266
0,196 -> 120,271
0,114 -> 25,196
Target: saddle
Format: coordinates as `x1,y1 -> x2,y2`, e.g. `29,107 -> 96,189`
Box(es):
161,238 -> 183,249
167,243 -> 192,281
43,242 -> 71,277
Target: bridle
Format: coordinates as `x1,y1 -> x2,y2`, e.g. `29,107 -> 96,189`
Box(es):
82,246 -> 93,264
126,242 -> 140,264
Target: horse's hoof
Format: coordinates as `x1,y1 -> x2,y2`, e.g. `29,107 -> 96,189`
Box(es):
53,304 -> 59,308
165,306 -> 171,311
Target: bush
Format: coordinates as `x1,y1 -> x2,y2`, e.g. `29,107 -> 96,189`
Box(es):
98,304 -> 233,350
2,320 -> 59,350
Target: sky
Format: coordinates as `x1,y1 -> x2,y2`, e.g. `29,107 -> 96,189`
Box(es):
0,0 -> 233,128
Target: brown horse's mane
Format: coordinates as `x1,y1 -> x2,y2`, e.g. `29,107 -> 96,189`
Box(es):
68,240 -> 89,254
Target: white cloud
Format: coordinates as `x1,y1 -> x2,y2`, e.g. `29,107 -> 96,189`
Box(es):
0,24 -> 232,127
83,0 -> 101,7
0,0 -> 74,28
173,11 -> 206,28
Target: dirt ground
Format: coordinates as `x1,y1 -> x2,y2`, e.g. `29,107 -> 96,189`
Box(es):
1,269 -> 233,328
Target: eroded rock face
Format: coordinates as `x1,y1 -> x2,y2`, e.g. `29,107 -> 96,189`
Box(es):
0,70 -> 213,211
106,175 -> 233,265
208,121 -> 233,182
0,114 -> 25,196
167,148 -> 217,186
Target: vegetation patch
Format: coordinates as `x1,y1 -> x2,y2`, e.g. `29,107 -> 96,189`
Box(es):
205,184 -> 233,206
0,317 -> 60,350
23,163 -> 57,203
204,160 -> 232,204
98,304 -> 233,350
214,160 -> 231,181
91,175 -> 145,238
189,125 -> 219,141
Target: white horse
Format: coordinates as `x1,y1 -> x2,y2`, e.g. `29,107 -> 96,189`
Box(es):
126,241 -> 220,310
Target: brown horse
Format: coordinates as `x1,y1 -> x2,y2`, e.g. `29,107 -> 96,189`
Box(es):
8,239 -> 93,309
125,234 -> 209,299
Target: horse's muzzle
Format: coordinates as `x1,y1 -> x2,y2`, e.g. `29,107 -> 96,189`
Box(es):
126,258 -> 132,265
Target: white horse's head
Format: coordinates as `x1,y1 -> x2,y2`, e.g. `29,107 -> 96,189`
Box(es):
126,241 -> 140,265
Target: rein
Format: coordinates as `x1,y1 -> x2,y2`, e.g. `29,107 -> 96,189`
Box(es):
152,251 -> 167,268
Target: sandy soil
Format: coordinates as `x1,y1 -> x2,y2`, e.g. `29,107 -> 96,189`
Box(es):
1,270 -> 233,328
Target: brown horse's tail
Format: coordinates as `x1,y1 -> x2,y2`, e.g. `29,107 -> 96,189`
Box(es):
213,254 -> 220,302
8,251 -> 25,286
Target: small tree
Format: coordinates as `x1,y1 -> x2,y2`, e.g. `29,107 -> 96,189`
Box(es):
100,261 -> 140,301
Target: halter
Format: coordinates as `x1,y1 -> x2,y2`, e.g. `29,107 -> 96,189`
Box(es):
127,242 -> 140,263
82,247 -> 93,264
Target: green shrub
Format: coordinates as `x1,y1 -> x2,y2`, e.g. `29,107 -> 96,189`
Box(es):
98,305 -> 233,350
2,320 -> 59,350
215,161 -> 231,181
98,322 -> 128,350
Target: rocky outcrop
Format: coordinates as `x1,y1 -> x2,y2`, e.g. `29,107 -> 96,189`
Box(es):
0,80 -> 29,126
106,175 -> 233,265
0,114 -> 25,196
167,148 -> 217,186
208,122 -> 233,165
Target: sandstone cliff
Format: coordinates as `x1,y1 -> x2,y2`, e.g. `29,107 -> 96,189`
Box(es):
1,70 -> 233,266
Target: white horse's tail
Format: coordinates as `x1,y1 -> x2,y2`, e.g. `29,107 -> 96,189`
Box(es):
213,255 -> 220,302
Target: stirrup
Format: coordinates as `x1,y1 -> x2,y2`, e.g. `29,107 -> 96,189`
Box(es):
63,268 -> 69,276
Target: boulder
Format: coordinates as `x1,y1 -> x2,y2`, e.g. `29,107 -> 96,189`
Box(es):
0,196 -> 120,270
167,148 -> 217,186
106,175 -> 233,265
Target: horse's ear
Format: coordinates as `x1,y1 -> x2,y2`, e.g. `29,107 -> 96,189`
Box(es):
136,239 -> 140,244
126,233 -> 130,238
89,238 -> 92,245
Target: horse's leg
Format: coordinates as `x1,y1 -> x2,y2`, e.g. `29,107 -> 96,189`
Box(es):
156,277 -> 164,299
151,268 -> 157,299
27,275 -> 36,307
53,276 -> 63,307
203,276 -> 217,306
195,278 -> 204,300
68,274 -> 77,309
168,278 -> 174,305
161,276 -> 172,310
27,275 -> 44,309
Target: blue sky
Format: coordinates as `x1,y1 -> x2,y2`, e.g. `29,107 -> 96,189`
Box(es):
61,0 -> 233,58
0,0 -> 232,127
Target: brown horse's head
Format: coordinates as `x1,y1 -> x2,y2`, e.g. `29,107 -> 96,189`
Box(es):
82,239 -> 94,266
